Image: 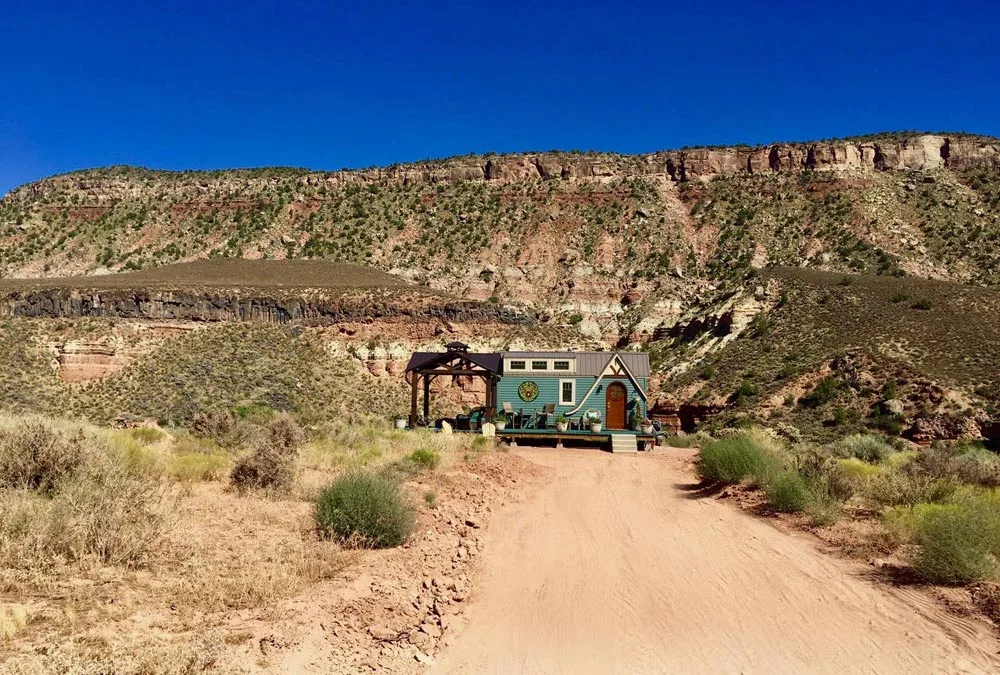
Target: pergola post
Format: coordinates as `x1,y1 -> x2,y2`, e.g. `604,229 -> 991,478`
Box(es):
422,374 -> 430,422
409,372 -> 419,428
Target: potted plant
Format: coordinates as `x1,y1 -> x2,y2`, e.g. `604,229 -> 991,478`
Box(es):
585,410 -> 603,433
394,415 -> 407,430
641,418 -> 654,435
555,414 -> 569,432
493,412 -> 508,431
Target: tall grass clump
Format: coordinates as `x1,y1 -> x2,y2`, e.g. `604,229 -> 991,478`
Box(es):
696,428 -> 784,485
314,471 -> 415,548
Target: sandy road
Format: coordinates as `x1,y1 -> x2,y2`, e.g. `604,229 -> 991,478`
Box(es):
433,448 -> 999,675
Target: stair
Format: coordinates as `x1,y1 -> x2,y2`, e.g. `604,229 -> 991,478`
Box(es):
609,433 -> 638,453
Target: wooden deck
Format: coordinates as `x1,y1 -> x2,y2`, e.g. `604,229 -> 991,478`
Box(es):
497,428 -> 657,451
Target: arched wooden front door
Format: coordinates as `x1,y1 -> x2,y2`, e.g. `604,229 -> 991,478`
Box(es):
605,382 -> 627,429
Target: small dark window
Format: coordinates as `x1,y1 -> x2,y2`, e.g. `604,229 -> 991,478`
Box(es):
510,360 -> 526,370
553,360 -> 570,371
531,360 -> 548,370
561,381 -> 574,404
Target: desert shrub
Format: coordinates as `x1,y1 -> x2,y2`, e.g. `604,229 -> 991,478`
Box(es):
806,492 -> 842,526
234,404 -> 276,423
314,471 -> 414,548
665,434 -> 698,448
408,448 -> 440,470
948,447 -> 1000,488
191,410 -> 237,441
766,471 -> 810,512
266,413 -> 307,452
869,410 -> 905,435
0,448 -> 166,568
835,434 -> 893,463
800,376 -> 841,408
885,451 -> 918,469
0,422 -> 90,494
838,457 -> 882,482
911,498 -> 1000,583
864,470 -> 956,508
129,427 -> 165,445
168,438 -> 230,482
230,443 -> 297,492
696,429 -> 784,485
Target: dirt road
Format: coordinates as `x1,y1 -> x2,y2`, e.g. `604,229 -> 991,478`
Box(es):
433,448 -> 999,674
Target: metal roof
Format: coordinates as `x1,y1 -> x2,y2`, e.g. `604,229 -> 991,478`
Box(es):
500,351 -> 650,378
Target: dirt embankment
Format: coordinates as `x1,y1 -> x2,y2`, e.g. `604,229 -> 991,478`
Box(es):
434,448 -> 999,674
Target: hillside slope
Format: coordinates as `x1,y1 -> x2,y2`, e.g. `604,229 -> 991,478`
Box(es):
2,133 -> 999,344
2,132 -> 999,438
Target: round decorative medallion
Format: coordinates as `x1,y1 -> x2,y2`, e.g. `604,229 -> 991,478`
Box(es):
518,381 -> 540,402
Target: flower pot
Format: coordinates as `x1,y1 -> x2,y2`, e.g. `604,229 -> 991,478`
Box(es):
641,424 -> 654,435
495,421 -> 507,431
394,418 -> 407,430
556,422 -> 568,432
590,423 -> 603,433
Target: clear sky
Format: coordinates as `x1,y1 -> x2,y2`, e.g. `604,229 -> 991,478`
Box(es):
2,0 -> 997,196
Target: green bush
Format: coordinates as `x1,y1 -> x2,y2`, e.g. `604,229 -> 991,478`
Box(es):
0,422 -> 90,494
911,499 -> 1000,584
665,435 -> 697,448
315,471 -> 415,548
766,471 -> 810,512
407,448 -> 440,470
800,376 -> 841,408
835,434 -> 893,463
129,427 -> 165,445
696,430 -> 783,485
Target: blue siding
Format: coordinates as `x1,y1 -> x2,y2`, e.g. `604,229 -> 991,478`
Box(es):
497,375 -> 647,423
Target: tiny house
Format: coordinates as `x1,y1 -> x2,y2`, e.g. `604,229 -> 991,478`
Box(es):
405,342 -> 650,431
496,351 -> 649,429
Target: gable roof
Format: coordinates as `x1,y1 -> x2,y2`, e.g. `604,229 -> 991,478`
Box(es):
405,351 -> 502,374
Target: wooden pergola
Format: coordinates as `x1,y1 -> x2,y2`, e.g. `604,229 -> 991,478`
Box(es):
404,342 -> 501,428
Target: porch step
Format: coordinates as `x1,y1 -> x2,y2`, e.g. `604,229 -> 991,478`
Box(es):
609,433 -> 637,453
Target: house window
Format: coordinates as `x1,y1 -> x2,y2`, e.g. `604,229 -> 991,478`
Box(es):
531,360 -> 548,371
553,360 -> 570,371
510,360 -> 526,371
559,379 -> 576,405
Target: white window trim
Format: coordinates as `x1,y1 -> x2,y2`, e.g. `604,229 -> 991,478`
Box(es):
530,360 -> 550,371
559,379 -> 576,406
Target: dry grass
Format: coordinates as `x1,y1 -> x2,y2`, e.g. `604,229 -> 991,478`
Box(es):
0,413 -> 492,672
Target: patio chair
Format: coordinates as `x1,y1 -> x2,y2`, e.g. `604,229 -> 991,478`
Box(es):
502,402 -> 519,429
526,403 -> 555,430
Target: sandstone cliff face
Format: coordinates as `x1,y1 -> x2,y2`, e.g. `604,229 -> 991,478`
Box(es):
0,288 -> 534,325
5,135 -> 997,207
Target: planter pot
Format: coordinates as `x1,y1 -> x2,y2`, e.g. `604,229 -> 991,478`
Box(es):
555,422 -> 568,432
394,418 -> 407,430
590,423 -> 603,433
495,421 -> 507,431
641,425 -> 654,435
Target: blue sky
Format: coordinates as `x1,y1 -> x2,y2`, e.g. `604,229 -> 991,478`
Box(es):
1,0 -> 997,196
